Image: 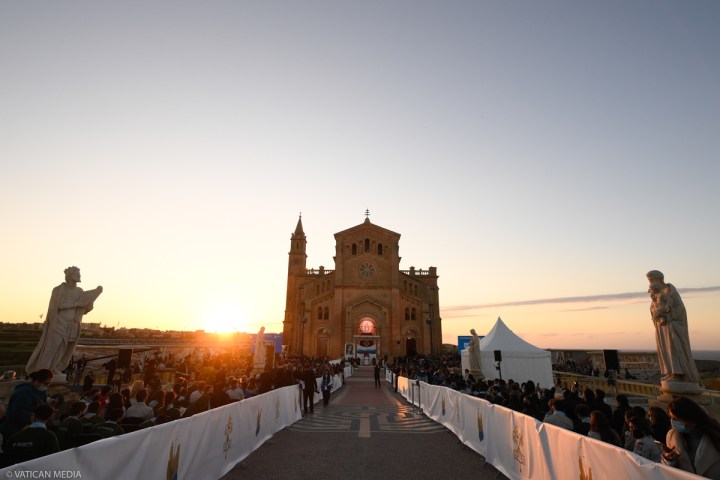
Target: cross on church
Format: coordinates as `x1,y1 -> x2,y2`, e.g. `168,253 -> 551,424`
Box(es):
365,209 -> 370,219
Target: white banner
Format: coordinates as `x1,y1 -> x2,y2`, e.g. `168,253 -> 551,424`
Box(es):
393,378 -> 704,480
0,370 -> 352,480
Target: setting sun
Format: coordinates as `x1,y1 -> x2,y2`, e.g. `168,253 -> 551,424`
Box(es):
201,303 -> 248,334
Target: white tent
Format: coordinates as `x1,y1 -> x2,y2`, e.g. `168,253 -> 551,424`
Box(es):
464,317 -> 553,388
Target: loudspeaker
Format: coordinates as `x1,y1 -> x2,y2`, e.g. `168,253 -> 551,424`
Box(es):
117,348 -> 133,369
494,350 -> 502,362
264,344 -> 275,371
603,349 -> 620,371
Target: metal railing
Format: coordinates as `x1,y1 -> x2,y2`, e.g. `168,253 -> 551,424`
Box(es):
553,371 -> 719,405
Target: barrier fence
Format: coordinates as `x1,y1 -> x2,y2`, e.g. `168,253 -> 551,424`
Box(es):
0,367 -> 351,480
4,368 -> 705,480
388,373 -> 703,480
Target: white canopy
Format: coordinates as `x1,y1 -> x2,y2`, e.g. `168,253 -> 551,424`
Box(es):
464,317 -> 553,388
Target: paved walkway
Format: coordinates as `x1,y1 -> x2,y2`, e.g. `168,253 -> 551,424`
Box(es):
222,367 -> 507,480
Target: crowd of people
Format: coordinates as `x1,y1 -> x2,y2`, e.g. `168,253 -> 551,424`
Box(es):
392,353 -> 719,478
2,351 -> 718,478
0,352 -> 346,468
540,384 -> 720,477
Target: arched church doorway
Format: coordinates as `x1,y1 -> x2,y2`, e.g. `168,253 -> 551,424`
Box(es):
405,328 -> 417,357
405,338 -> 417,356
316,328 -> 329,357
356,317 -> 378,365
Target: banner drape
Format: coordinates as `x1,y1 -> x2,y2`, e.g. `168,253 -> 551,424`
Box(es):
386,373 -> 704,480
0,369 -> 352,480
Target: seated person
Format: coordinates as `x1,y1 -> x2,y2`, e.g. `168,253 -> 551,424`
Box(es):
124,389 -> 154,421
574,404 -> 592,436
80,401 -> 104,426
91,408 -> 125,438
4,404 -> 59,465
57,401 -> 87,450
629,416 -> 662,462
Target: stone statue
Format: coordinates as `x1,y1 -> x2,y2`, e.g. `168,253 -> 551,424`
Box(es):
253,326 -> 266,366
26,266 -> 103,376
468,328 -> 483,378
647,270 -> 699,384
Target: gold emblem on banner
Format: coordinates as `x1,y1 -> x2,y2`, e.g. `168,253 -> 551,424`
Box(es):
223,416 -> 234,460
477,410 -> 484,441
256,407 -> 263,436
512,425 -> 526,471
579,456 -> 593,480
166,438 -> 180,480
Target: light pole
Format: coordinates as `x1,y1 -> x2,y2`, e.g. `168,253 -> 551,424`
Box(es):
300,317 -> 307,358
426,316 -> 433,355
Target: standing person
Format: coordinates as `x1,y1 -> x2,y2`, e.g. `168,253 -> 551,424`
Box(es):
0,369 -> 53,450
25,267 -> 103,375
74,354 -> 87,386
320,368 -> 334,407
662,396 -> 720,478
302,367 -> 318,414
83,370 -> 95,391
373,362 -> 381,389
65,357 -> 75,383
103,357 -> 117,386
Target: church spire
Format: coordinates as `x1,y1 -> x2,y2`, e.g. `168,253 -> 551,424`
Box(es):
294,213 -> 305,237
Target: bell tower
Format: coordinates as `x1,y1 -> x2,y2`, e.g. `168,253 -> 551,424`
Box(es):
282,215 -> 307,352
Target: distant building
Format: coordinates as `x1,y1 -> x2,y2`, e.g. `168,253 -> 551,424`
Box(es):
80,322 -> 102,334
282,214 -> 441,359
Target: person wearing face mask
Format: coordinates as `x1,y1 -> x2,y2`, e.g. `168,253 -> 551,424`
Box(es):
0,369 -> 53,451
662,397 -> 720,479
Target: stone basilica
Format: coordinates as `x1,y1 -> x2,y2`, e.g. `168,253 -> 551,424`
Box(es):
282,214 -> 441,361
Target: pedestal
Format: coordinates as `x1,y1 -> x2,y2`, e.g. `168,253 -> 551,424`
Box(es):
649,380 -> 709,411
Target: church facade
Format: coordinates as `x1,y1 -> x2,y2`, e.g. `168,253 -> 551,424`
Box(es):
282,214 -> 442,360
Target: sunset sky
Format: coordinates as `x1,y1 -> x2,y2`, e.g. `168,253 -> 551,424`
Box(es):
2,1 -> 719,351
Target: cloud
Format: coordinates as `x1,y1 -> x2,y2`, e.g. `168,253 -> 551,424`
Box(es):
443,286 -> 720,315
561,306 -> 611,312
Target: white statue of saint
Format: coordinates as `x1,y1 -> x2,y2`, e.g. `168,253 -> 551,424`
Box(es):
468,328 -> 482,375
26,266 -> 103,375
253,326 -> 266,366
647,270 -> 699,384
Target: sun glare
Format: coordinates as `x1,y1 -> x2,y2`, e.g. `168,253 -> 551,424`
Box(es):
202,303 -> 247,334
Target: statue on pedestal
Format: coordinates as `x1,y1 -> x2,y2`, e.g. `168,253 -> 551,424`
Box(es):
253,326 -> 266,368
647,270 -> 700,387
468,328 -> 484,380
26,266 -> 103,376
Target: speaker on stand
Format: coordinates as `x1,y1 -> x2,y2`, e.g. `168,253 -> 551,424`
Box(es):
115,348 -> 133,391
494,350 -> 503,379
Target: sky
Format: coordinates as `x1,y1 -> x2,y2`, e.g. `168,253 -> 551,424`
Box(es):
1,1 -> 719,351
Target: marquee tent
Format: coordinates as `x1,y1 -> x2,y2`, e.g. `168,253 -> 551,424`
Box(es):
462,317 -> 553,388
